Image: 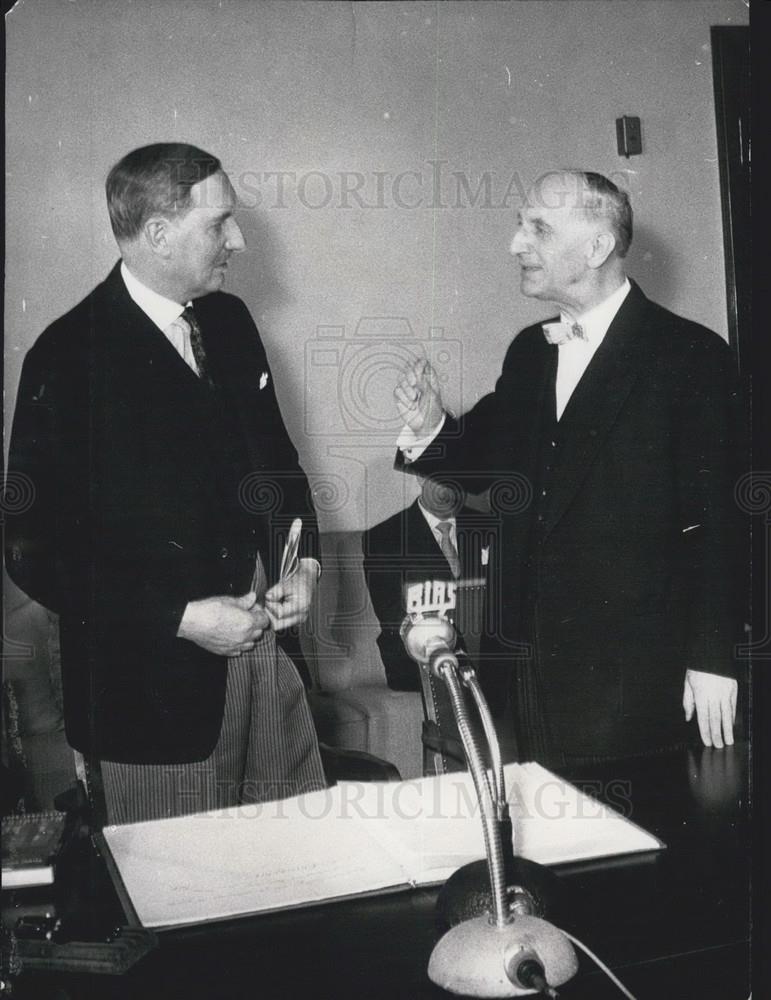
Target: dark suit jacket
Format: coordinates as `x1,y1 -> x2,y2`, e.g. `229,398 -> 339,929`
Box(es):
6,263 -> 318,764
399,281 -> 745,759
362,500 -> 491,691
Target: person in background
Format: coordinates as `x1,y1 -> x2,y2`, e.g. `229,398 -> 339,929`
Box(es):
363,477 -> 495,771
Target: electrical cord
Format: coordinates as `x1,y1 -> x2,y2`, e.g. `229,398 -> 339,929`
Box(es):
555,927 -> 638,999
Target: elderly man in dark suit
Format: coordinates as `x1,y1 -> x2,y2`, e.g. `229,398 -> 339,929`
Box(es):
6,143 -> 326,822
394,170 -> 743,767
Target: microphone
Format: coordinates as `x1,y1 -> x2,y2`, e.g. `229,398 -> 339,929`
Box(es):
400,609 -> 557,920
400,595 -> 577,997
399,610 -> 459,677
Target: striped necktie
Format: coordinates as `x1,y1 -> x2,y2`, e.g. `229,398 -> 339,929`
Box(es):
181,305 -> 214,386
436,521 -> 461,579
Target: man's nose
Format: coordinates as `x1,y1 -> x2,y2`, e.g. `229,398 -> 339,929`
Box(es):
509,228 -> 526,255
225,218 -> 246,252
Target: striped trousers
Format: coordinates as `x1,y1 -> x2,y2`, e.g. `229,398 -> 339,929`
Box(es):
101,630 -> 325,824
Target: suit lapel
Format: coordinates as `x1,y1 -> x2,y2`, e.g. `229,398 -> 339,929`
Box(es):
193,295 -> 271,470
456,509 -> 492,581
541,282 -> 651,538
516,334 -> 559,478
406,500 -> 444,560
100,263 -> 210,393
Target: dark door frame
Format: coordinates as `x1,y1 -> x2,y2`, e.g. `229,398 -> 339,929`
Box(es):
711,25 -> 750,374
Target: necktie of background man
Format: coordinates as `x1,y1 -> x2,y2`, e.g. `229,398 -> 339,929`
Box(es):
436,521 -> 461,579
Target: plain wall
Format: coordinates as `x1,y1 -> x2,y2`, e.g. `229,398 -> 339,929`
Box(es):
5,0 -> 748,532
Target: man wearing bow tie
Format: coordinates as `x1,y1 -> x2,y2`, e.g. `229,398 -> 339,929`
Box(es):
6,143 -> 325,821
395,170 -> 744,766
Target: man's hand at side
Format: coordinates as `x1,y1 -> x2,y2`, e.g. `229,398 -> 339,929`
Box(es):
264,559 -> 319,631
683,669 -> 738,748
177,592 -> 269,656
394,358 -> 445,437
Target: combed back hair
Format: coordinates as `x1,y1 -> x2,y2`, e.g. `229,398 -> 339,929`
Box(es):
575,170 -> 633,258
106,143 -> 221,242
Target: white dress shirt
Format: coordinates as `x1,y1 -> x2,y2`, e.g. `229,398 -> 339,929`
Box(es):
120,262 -> 200,375
553,278 -> 631,420
418,500 -> 458,555
399,278 -> 632,460
397,413 -> 447,463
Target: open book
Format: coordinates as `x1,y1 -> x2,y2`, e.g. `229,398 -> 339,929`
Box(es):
101,762 -> 663,930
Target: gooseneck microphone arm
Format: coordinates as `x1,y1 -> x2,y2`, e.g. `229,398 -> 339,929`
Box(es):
459,662 -> 506,812
433,651 -> 509,928
401,609 -> 578,997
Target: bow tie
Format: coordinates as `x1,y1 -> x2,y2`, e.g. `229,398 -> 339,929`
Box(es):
542,320 -> 586,345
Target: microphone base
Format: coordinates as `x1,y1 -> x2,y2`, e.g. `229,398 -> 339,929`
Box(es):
435,858 -> 563,932
428,914 -> 578,998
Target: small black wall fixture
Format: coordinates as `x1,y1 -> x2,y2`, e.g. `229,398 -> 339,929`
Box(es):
616,116 -> 642,158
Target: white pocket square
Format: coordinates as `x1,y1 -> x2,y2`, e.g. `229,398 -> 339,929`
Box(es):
259,371 -> 269,390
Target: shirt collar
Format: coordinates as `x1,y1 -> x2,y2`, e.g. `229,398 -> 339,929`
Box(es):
418,500 -> 456,534
120,261 -> 187,332
560,277 -> 631,345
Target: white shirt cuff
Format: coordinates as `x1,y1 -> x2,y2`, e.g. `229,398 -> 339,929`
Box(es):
396,413 -> 446,463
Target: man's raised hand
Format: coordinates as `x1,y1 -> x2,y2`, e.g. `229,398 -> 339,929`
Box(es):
394,358 -> 444,437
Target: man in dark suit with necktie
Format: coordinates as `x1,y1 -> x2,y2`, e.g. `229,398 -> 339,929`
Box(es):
363,477 -> 495,771
6,143 -> 326,821
394,170 -> 744,767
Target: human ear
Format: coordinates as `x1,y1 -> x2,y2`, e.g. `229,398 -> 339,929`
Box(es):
143,216 -> 172,258
587,231 -> 616,269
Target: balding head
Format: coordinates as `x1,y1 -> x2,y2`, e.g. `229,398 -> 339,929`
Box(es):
532,170 -> 632,257
510,169 -> 631,314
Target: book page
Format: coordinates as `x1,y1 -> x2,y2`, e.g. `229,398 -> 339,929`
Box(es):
338,762 -> 663,885
102,786 -> 411,930
507,762 -> 663,865
334,775 -> 490,885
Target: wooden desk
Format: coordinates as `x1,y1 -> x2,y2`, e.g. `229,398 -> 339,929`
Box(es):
4,743 -> 751,999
